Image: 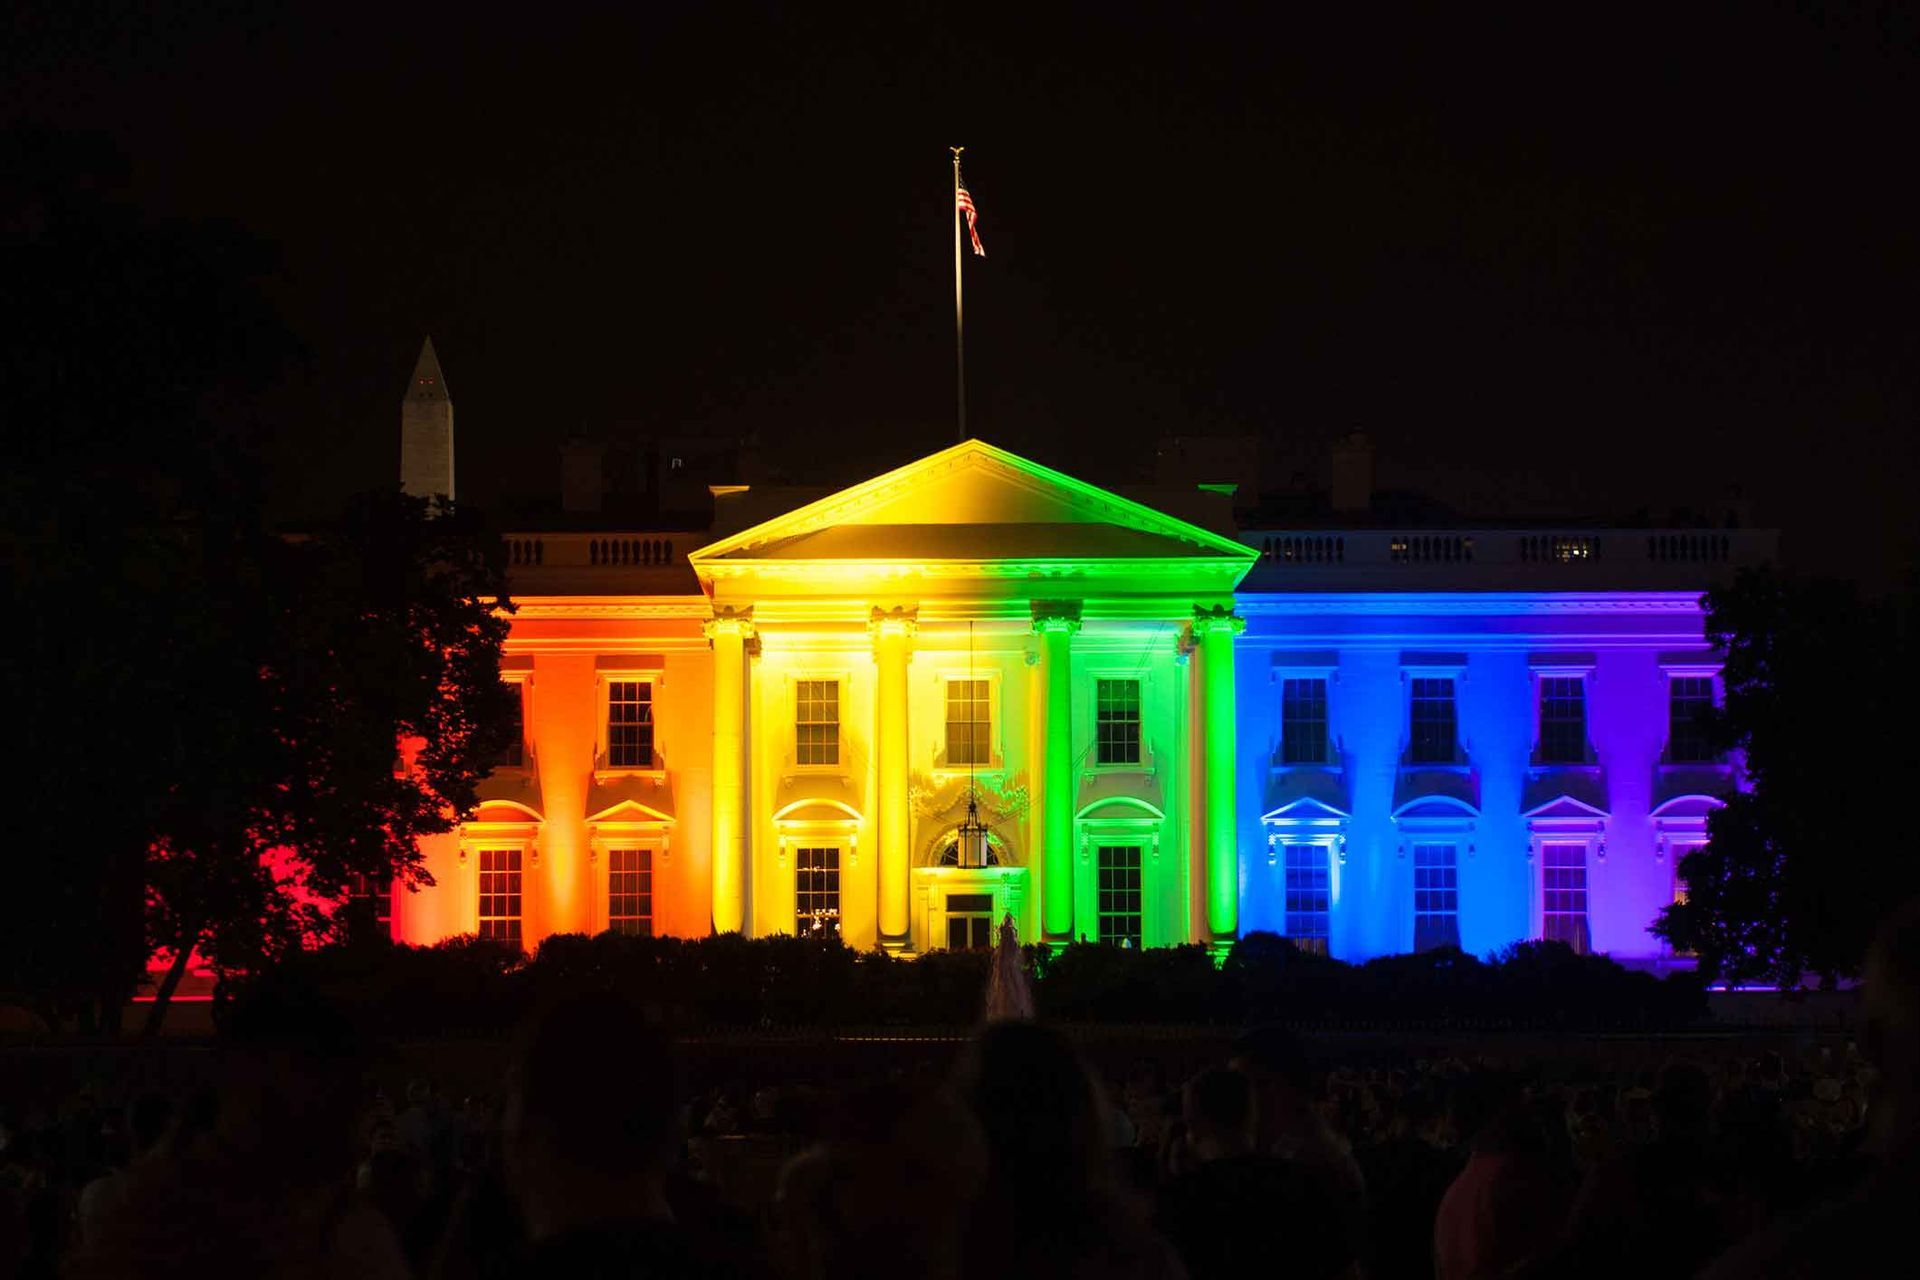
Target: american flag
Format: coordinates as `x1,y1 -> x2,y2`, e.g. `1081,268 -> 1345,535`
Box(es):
957,174 -> 985,256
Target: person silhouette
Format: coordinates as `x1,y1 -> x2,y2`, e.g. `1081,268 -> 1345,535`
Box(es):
1701,896 -> 1920,1277
955,1022 -> 1183,1280
499,991 -> 762,1278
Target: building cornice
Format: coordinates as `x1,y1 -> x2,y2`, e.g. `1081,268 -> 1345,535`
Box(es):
1232,592 -> 1705,616
509,596 -> 713,619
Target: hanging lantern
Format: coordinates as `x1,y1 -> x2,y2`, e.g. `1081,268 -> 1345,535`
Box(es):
955,791 -> 991,868
953,618 -> 993,869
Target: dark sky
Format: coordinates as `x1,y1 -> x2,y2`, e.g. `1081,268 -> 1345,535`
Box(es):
7,2 -> 1917,586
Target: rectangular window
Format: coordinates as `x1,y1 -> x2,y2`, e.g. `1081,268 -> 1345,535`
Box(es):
606,680 -> 655,768
945,679 -> 991,766
1668,842 -> 1702,957
945,893 -> 995,950
1541,843 -> 1590,954
497,683 -> 525,768
1283,844 -> 1331,953
1537,676 -> 1588,764
607,847 -> 654,937
1667,676 -> 1717,763
346,873 -> 392,942
795,846 -> 841,935
1281,678 -> 1330,765
1096,845 -> 1143,947
1095,678 -> 1143,766
795,680 -> 840,766
1408,677 -> 1458,765
1412,844 -> 1460,951
478,848 -> 523,947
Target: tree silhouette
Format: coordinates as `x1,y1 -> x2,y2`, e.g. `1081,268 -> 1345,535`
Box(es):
0,128 -> 516,1032
140,491 -> 516,1032
1656,566 -> 1919,987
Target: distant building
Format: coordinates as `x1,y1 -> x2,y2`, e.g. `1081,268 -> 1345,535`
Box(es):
389,344 -> 1768,966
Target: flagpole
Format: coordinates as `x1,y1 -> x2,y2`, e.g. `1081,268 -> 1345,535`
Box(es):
951,146 -> 966,442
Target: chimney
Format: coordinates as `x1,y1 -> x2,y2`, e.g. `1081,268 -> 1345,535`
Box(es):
560,437 -> 604,514
1330,431 -> 1373,515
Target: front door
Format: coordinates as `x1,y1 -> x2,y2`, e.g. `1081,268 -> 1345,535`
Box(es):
945,893 -> 994,949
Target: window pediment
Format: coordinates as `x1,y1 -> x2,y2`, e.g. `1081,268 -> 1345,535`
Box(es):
1391,793 -> 1480,824
1393,768 -> 1479,815
1260,796 -> 1351,826
1521,792 -> 1611,823
771,798 -> 864,825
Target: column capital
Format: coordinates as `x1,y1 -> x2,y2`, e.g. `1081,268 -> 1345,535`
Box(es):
704,605 -> 755,643
868,605 -> 918,645
1030,599 -> 1083,635
1191,604 -> 1244,638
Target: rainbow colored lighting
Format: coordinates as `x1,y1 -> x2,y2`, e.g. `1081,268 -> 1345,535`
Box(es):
377,440 -> 1729,968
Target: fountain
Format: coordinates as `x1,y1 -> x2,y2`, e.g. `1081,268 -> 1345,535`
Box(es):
983,911 -> 1035,1022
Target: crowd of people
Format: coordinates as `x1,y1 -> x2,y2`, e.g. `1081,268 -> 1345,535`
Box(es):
5,899 -> 1917,1278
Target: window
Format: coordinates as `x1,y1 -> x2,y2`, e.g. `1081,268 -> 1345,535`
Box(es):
607,847 -> 653,937
795,847 -> 840,935
946,893 -> 995,950
606,680 -> 654,768
1096,845 -> 1143,947
478,848 -> 523,947
946,679 -> 991,766
1541,843 -> 1590,954
1667,676 -> 1717,763
1281,678 -> 1331,765
1537,676 -> 1588,764
1668,842 -> 1703,957
796,680 -> 840,766
346,873 -> 392,942
1408,677 -> 1458,764
939,839 -> 999,867
1413,844 -> 1460,951
497,683 -> 525,768
1095,678 -> 1142,766
1283,844 -> 1330,952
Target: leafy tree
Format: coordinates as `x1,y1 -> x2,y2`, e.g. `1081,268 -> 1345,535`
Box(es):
1656,567 -> 1919,987
141,491 -> 517,1032
0,128 -> 517,1032
1,126 -> 292,1031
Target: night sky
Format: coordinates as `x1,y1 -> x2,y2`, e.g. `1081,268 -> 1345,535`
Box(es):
8,3 -> 1916,586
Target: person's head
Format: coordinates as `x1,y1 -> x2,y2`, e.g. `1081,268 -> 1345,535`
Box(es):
503,992 -> 680,1235
125,1092 -> 172,1159
1653,1061 -> 1713,1142
214,980 -> 368,1182
956,1022 -> 1110,1199
1229,1025 -> 1315,1145
1864,896 -> 1920,1149
1182,1068 -> 1255,1162
779,1082 -> 984,1280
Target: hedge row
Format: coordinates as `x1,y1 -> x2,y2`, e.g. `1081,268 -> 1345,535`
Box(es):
219,930 -> 1707,1037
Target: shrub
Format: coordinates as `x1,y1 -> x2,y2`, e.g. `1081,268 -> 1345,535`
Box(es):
218,931 -> 1707,1037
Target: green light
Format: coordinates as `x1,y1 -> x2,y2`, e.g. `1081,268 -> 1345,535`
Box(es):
1196,607 -> 1243,939
1036,608 -> 1080,940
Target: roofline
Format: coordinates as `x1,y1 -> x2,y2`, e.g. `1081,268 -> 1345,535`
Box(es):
688,438 -> 1259,567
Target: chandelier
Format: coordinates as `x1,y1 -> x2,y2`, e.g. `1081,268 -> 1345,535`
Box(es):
954,619 -> 992,869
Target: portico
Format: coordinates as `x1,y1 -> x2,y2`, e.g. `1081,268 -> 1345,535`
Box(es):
687,439 -> 1255,952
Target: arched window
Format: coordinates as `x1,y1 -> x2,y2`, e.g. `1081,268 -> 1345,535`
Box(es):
939,840 -> 1000,867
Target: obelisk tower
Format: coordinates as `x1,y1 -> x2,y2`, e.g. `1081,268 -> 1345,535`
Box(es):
399,336 -> 454,503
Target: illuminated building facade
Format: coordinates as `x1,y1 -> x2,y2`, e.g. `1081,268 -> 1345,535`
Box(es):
392,348 -> 1770,964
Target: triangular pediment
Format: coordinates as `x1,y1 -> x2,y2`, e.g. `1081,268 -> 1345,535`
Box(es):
1261,797 -> 1352,825
1521,793 -> 1611,821
690,440 -> 1256,569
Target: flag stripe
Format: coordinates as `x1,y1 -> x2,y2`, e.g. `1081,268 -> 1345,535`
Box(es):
957,178 -> 985,256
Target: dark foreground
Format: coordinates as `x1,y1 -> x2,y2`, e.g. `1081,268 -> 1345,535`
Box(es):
3,1005 -> 1910,1280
